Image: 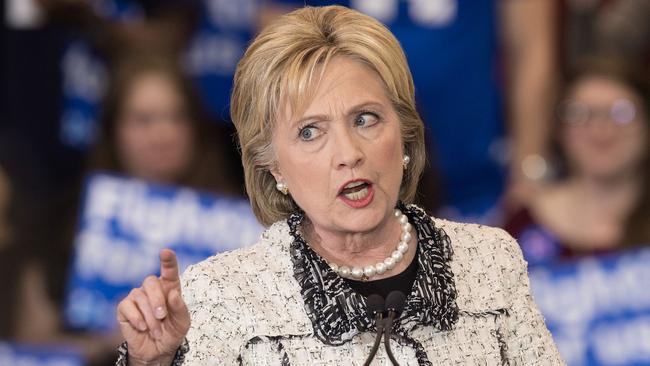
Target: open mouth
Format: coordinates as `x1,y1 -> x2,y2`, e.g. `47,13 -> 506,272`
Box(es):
339,181 -> 371,201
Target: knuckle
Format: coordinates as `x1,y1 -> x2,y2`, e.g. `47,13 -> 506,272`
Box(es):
142,284 -> 164,302
116,301 -> 125,314
131,288 -> 148,302
129,288 -> 141,297
126,310 -> 141,322
117,297 -> 130,310
143,275 -> 158,284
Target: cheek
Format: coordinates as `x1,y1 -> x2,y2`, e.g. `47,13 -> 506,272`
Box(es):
622,128 -> 648,163
376,127 -> 403,170
171,122 -> 194,152
117,122 -> 146,157
369,129 -> 404,199
281,146 -> 329,188
562,128 -> 590,157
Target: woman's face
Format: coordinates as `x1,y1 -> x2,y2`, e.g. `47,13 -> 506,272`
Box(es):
560,76 -> 648,180
272,56 -> 404,235
116,72 -> 194,183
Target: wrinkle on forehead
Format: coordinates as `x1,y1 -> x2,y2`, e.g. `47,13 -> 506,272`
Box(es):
278,54 -> 390,129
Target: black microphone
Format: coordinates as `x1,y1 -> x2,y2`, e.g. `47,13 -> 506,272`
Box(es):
383,291 -> 406,366
363,294 -> 385,366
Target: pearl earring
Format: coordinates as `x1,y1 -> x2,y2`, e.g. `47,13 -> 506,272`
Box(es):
403,155 -> 410,169
276,181 -> 289,195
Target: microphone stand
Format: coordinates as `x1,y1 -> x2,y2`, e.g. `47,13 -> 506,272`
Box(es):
362,292 -> 406,365
363,312 -> 385,366
383,310 -> 399,366
363,294 -> 385,366
383,291 -> 406,366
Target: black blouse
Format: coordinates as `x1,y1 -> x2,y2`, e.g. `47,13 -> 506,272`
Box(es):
344,248 -> 419,300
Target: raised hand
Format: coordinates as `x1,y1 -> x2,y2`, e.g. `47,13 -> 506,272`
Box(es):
117,249 -> 191,364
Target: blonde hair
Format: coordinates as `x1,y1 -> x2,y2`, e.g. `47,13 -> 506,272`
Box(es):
231,5 -> 426,226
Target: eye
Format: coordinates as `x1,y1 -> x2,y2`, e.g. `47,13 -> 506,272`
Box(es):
132,112 -> 155,126
298,125 -> 321,141
354,112 -> 380,127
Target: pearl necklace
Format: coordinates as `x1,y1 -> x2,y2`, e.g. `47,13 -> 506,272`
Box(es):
329,209 -> 412,281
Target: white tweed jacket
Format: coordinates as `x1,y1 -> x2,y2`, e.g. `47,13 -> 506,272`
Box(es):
119,205 -> 564,365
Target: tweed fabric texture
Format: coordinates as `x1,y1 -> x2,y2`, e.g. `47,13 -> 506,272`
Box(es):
116,205 -> 563,365
116,338 -> 189,365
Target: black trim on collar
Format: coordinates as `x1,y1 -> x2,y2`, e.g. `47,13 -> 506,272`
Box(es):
287,203 -> 459,354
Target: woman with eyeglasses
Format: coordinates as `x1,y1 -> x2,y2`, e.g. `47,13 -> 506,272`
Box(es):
505,58 -> 650,266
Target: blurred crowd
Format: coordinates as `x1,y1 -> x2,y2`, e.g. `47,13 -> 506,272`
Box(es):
1,0 -> 649,364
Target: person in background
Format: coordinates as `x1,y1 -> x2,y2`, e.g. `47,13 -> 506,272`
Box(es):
89,53 -> 242,195
505,58 -> 650,266
32,0 -> 244,193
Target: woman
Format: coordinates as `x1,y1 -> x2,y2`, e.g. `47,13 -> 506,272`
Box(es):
91,54 -> 242,195
506,59 -> 650,266
116,6 -> 563,365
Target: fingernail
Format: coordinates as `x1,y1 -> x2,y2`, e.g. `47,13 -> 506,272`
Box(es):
153,329 -> 163,339
155,306 -> 167,319
138,321 -> 147,331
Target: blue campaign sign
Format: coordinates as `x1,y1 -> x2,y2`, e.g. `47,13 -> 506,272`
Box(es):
0,343 -> 83,366
64,172 -> 264,331
529,247 -> 650,365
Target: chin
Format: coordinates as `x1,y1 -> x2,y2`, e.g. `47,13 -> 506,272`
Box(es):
335,202 -> 392,233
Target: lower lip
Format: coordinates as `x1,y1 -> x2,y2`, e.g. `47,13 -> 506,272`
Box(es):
338,184 -> 374,208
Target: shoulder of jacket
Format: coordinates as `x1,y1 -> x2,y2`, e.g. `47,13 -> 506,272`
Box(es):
433,217 -> 524,267
432,218 -> 527,311
180,220 -> 294,302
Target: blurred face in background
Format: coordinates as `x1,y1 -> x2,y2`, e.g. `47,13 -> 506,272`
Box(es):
116,72 -> 194,183
559,76 -> 648,180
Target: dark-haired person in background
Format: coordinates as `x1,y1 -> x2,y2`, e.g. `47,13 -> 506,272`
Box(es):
89,54 -> 242,195
506,59 -> 650,265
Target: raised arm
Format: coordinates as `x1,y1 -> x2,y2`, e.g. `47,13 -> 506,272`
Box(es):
500,0 -> 558,210
116,249 -> 191,365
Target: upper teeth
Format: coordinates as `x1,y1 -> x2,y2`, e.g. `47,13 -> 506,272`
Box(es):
345,181 -> 365,189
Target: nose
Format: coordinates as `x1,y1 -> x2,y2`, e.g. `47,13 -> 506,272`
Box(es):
150,114 -> 182,140
587,115 -> 619,136
332,125 -> 365,170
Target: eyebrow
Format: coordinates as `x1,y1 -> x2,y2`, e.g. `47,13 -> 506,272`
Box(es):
292,101 -> 387,127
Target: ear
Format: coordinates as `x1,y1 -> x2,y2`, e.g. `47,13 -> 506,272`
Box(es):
269,164 -> 283,182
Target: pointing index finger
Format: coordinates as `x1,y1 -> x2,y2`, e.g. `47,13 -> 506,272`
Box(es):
159,249 -> 180,283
